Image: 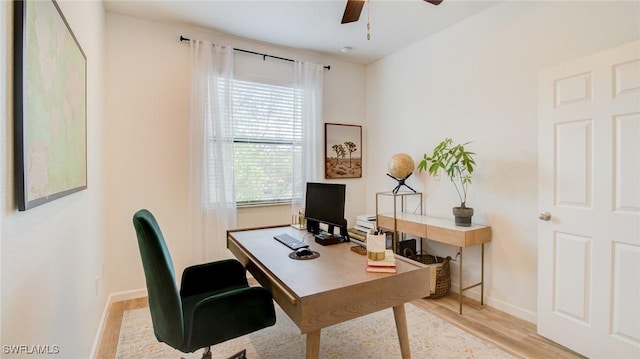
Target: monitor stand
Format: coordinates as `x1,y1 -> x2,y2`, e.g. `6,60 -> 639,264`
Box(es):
314,232 -> 343,246
309,222 -> 350,246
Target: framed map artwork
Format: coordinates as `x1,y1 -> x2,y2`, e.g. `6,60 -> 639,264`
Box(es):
325,123 -> 362,179
14,0 -> 87,211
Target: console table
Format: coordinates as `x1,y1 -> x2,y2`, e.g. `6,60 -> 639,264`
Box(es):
376,210 -> 491,314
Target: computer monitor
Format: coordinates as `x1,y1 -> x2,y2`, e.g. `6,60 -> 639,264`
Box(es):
304,182 -> 349,243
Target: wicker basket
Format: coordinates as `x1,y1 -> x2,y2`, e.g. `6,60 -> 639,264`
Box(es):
403,248 -> 451,299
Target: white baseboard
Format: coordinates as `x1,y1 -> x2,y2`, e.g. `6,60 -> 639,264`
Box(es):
110,288 -> 148,302
88,296 -> 111,359
450,283 -> 537,324
485,295 -> 537,324
89,288 -> 148,358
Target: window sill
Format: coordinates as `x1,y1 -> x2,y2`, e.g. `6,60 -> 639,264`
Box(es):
237,201 -> 293,209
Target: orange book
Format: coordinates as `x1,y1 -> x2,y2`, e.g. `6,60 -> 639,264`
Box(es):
366,265 -> 397,273
366,250 -> 397,273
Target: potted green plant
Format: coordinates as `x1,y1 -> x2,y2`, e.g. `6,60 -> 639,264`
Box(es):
417,138 -> 477,226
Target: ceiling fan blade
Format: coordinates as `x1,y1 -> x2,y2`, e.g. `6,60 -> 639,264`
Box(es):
341,0 -> 366,24
424,0 -> 444,5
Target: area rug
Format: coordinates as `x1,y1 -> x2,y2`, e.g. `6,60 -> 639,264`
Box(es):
116,303 -> 514,358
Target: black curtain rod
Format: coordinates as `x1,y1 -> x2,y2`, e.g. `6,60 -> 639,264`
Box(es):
180,36 -> 330,70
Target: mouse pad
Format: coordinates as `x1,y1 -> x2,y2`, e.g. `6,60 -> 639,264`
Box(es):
288,251 -> 320,260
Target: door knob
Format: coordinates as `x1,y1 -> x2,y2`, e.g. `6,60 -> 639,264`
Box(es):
538,212 -> 551,221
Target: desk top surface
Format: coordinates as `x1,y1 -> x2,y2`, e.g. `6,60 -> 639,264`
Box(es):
227,225 -> 428,299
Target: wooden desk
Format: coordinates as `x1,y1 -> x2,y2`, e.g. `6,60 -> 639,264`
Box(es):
377,212 -> 491,314
227,225 -> 430,359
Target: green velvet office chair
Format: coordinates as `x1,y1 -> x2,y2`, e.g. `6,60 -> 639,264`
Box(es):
132,209 -> 276,359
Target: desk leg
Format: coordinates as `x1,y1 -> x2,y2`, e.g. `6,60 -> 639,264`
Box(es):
393,304 -> 411,359
306,330 -> 321,359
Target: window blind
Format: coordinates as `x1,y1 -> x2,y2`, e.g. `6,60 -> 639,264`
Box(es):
212,78 -> 302,206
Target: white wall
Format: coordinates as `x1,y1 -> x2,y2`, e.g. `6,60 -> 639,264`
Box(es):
1,1 -> 107,357
366,1 -> 639,321
105,13 -> 367,296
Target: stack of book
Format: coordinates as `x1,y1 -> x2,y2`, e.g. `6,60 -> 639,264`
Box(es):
366,249 -> 397,273
348,214 -> 376,243
355,214 -> 376,233
347,229 -> 366,242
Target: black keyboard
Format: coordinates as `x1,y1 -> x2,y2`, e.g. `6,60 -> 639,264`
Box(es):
274,233 -> 309,250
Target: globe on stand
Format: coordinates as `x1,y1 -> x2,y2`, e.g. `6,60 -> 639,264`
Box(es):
387,153 -> 417,194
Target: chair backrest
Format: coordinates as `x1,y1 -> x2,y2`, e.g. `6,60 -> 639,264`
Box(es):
132,209 -> 184,348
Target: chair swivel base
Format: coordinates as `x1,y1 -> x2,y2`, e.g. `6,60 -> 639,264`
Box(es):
200,347 -> 246,359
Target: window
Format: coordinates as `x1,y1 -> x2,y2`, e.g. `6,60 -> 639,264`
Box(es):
210,78 -> 301,206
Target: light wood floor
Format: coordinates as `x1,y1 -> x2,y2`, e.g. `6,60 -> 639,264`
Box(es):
412,294 -> 584,359
96,292 -> 584,359
97,296 -> 149,358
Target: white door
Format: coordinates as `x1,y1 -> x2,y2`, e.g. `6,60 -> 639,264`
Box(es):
538,41 -> 640,358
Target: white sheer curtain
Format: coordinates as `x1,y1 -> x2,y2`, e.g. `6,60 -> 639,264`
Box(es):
188,40 -> 236,263
292,61 -> 324,214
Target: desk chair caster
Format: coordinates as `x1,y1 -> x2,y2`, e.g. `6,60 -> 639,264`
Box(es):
197,347 -> 246,359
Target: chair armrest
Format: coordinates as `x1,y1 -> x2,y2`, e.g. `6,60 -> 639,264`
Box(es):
185,286 -> 276,350
180,259 -> 248,297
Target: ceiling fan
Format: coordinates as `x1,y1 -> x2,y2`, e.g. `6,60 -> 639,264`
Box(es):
341,0 -> 444,24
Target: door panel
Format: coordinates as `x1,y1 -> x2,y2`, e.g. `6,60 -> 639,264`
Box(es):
614,113 -> 640,212
613,59 -> 640,97
553,232 -> 590,324
555,120 -> 592,207
612,243 -> 640,343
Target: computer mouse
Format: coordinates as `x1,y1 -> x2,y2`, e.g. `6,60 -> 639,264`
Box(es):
295,248 -> 313,257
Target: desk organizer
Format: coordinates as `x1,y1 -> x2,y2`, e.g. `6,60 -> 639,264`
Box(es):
366,233 -> 386,261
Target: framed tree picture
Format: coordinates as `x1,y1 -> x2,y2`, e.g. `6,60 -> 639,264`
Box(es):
325,123 -> 362,179
13,0 -> 87,211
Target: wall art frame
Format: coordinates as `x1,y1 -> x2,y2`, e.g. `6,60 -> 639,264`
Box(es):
325,123 -> 362,179
13,0 -> 87,211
